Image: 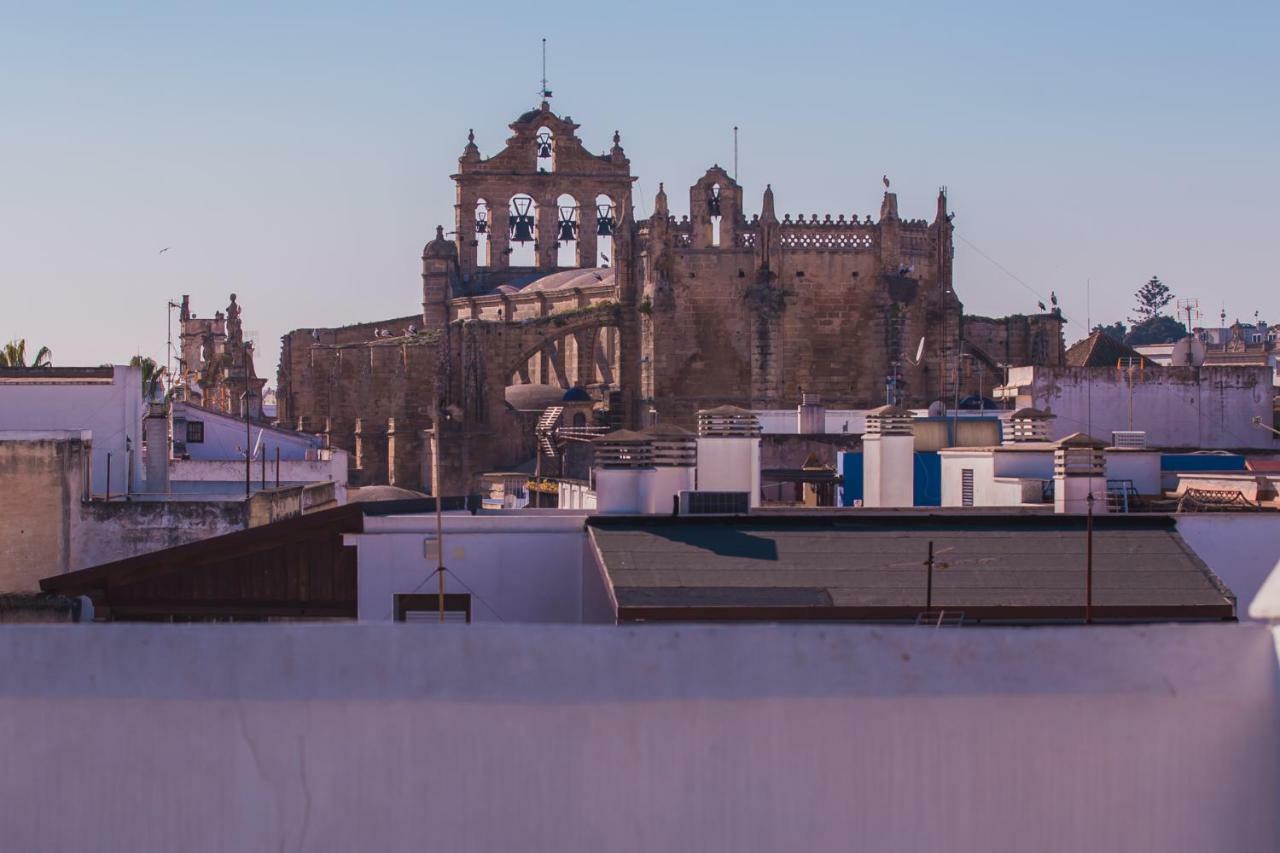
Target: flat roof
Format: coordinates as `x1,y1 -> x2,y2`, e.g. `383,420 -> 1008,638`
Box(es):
587,514 -> 1235,623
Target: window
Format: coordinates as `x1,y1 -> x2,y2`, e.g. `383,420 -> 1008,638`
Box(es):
394,593 -> 472,623
186,421 -> 205,444
961,469 -> 974,507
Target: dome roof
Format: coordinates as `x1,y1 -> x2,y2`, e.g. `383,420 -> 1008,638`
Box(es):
493,267 -> 614,295
504,383 -> 565,411
422,225 -> 455,260
562,386 -> 591,402
348,485 -> 428,503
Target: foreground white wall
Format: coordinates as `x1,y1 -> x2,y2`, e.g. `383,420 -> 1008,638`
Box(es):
1177,514 -> 1280,618
0,623 -> 1275,853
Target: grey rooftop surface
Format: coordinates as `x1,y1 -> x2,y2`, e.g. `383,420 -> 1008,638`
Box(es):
587,514 -> 1235,623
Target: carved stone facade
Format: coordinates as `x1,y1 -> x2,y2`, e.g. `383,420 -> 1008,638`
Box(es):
177,294 -> 266,418
278,101 -> 1064,493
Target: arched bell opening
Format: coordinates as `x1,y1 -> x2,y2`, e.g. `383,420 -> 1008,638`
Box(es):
555,193 -> 579,268
535,126 -> 555,173
474,199 -> 491,268
508,193 -> 538,267
595,193 -> 615,268
709,183 -> 722,247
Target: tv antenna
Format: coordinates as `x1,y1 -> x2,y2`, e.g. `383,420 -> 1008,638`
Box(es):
539,38 -> 552,101
1176,297 -> 1201,331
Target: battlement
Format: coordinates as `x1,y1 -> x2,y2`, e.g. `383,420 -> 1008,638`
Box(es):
779,214 -> 877,252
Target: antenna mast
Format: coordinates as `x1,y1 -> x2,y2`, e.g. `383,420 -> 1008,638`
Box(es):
540,38 -> 552,101
733,126 -> 739,182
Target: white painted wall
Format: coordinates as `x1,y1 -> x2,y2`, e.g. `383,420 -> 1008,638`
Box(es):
696,437 -> 762,507
0,622 -> 1275,852
350,511 -> 600,623
1008,365 -> 1276,449
0,365 -> 143,495
174,402 -> 322,461
863,434 -> 914,507
1176,514 -> 1280,619
167,450 -> 349,502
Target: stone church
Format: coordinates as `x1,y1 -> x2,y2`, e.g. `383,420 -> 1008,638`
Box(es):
277,101 -> 1064,493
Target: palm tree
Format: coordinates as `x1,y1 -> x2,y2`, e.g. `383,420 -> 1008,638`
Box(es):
0,339 -> 52,367
129,355 -> 168,402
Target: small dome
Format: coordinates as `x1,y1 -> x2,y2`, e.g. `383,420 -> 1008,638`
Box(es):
562,386 -> 591,402
348,485 -> 428,503
422,225 -> 455,260
504,383 -> 565,411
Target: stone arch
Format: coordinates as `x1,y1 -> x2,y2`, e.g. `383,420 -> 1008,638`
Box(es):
535,126 -> 555,173
556,192 -> 579,268
505,318 -> 621,391
594,193 -> 615,268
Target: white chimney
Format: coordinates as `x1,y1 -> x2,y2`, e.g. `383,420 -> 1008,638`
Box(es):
1004,407 -> 1054,444
144,403 -> 170,494
695,406 -> 762,508
645,424 -> 697,513
862,405 -> 914,507
1053,433 -> 1109,514
592,430 -> 653,514
797,392 -> 826,434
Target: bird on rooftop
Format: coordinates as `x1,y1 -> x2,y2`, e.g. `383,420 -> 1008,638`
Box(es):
310,329 -> 321,342
406,324 -> 417,335
1037,301 -> 1047,311
1050,291 -> 1059,307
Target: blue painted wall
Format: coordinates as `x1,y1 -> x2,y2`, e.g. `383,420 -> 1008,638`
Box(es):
838,451 -> 941,507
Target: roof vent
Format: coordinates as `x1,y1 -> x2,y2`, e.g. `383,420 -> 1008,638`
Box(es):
1004,407 -> 1054,444
696,406 -> 761,437
645,424 -> 697,467
592,430 -> 653,469
865,405 -> 914,437
1053,433 -> 1106,477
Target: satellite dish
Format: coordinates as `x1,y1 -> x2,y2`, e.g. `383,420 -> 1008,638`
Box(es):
927,400 -> 946,417
1170,335 -> 1206,367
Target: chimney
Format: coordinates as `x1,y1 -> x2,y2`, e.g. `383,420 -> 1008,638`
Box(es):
695,406 -> 762,507
862,405 -> 914,507
797,392 -> 826,434
591,430 -> 654,514
1053,433 -> 1109,514
144,402 -> 170,494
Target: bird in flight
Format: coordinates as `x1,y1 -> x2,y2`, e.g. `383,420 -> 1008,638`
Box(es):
158,247 -> 170,255
882,175 -> 890,189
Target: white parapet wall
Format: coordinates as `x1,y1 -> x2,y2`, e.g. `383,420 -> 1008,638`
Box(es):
695,437 -> 762,507
0,622 -> 1276,852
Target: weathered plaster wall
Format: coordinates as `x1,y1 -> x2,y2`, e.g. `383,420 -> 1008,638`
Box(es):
0,433 -> 86,590
0,622 -> 1275,852
71,500 -> 247,571
1009,365 -> 1277,449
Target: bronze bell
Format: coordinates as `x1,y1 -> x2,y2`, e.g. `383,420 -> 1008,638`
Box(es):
557,206 -> 577,242
509,197 -> 535,244
536,130 -> 553,159
708,185 -> 722,217
596,202 -> 614,237
475,211 -> 488,235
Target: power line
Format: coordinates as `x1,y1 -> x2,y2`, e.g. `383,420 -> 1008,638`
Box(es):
956,233 -> 1067,321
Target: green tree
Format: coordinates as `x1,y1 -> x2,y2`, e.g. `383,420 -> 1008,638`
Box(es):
129,355 -> 167,401
1130,276 -> 1174,324
1124,315 -> 1188,346
1092,321 -> 1126,342
0,339 -> 52,367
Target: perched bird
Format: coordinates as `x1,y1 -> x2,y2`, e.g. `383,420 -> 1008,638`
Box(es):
1037,301 -> 1047,311
310,329 -> 321,342
882,175 -> 890,189
406,324 -> 417,335
1050,291 -> 1059,307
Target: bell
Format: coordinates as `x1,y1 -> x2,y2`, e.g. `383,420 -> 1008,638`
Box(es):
558,219 -> 577,242
708,186 -> 722,217
536,131 -> 553,159
596,203 -> 614,237
510,215 -> 535,244
475,212 -> 488,235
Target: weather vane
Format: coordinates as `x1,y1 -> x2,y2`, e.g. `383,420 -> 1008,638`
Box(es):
539,38 -> 552,101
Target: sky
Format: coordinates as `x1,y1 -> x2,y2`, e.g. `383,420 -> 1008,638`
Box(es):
2,1 -> 1277,381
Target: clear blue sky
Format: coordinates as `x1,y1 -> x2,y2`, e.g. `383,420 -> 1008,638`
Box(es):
3,1 -> 1276,379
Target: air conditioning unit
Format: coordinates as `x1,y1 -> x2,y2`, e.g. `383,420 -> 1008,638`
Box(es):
678,490 -> 750,515
1111,430 -> 1147,449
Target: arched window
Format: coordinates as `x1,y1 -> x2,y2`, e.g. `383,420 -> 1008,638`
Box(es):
508,194 -> 537,267
572,412 -> 587,428
595,194 -> 614,268
535,127 -> 555,173
556,193 -> 578,268
474,199 -> 490,268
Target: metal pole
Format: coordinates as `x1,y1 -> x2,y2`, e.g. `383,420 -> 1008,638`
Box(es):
926,540 -> 934,611
261,446 -> 266,489
1085,492 -> 1094,624
275,446 -> 281,488
432,423 -> 445,623
105,453 -> 112,502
